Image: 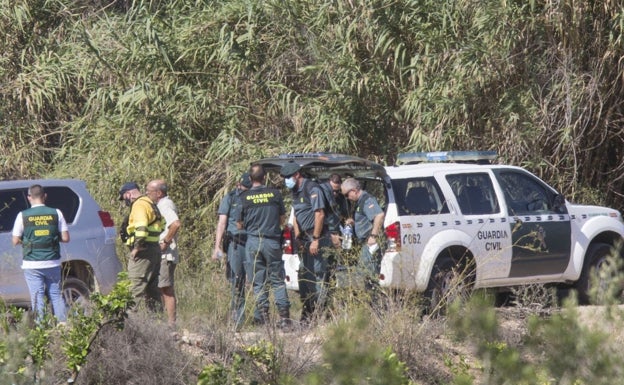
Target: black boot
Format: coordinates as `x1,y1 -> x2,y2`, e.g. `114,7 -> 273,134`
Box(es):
253,308 -> 270,326
277,308 -> 292,330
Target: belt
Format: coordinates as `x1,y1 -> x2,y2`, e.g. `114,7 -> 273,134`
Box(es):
247,234 -> 281,241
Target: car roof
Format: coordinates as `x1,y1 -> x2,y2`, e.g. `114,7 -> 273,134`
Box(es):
385,162 -> 526,179
252,153 -> 387,180
0,179 -> 88,188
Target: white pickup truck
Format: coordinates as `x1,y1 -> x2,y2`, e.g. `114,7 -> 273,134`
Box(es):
253,152 -> 624,306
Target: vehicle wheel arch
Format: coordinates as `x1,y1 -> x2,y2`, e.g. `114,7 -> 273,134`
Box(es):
61,260 -> 96,293
575,236 -> 624,304
416,229 -> 475,291
422,245 -> 476,314
571,230 -> 623,277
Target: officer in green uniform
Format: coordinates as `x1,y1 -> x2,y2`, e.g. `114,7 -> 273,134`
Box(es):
281,161 -> 333,325
213,172 -> 252,330
318,173 -> 349,300
318,174 -> 349,247
341,177 -> 384,292
239,165 -> 291,328
12,184 -> 70,323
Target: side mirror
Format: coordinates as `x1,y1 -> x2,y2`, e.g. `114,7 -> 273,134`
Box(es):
553,194 -> 566,213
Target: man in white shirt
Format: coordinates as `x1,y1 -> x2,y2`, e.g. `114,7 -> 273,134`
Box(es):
146,179 -> 181,329
12,184 -> 70,323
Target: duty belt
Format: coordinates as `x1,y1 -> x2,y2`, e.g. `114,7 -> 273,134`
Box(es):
247,233 -> 281,241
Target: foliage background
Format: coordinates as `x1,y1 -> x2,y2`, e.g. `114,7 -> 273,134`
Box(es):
1,0 -> 623,271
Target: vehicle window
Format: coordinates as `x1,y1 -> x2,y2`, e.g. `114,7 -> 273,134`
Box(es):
44,187 -> 79,224
0,187 -> 79,232
495,171 -> 557,215
446,173 -> 500,215
391,177 -> 449,216
0,189 -> 28,233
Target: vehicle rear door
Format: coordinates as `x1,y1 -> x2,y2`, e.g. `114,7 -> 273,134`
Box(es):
444,172 -> 512,280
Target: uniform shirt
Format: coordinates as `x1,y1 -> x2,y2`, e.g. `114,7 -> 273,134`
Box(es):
12,204 -> 68,269
240,186 -> 285,238
158,196 -> 180,263
319,181 -> 345,233
217,189 -> 244,236
292,179 -> 325,232
354,191 -> 383,241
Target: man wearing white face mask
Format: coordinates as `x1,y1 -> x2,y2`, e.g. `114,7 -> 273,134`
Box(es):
280,161 -> 331,327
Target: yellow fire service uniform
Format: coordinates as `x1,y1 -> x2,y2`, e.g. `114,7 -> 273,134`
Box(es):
126,196 -> 165,310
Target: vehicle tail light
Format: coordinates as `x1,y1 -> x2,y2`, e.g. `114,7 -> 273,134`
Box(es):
385,221 -> 401,251
282,225 -> 293,254
98,211 -> 115,228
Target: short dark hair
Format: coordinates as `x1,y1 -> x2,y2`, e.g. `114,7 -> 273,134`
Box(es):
328,173 -> 342,184
28,184 -> 45,199
250,165 -> 265,183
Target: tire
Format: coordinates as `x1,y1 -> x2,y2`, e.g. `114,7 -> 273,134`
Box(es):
423,254 -> 475,315
62,277 -> 91,312
575,242 -> 621,305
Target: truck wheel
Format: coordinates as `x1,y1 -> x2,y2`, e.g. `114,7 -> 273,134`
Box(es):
424,255 -> 474,315
62,277 -> 91,312
575,242 -> 620,305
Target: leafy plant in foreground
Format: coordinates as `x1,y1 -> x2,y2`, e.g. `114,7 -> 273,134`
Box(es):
62,272 -> 135,383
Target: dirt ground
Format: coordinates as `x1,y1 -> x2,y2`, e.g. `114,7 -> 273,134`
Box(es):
173,304 -> 624,384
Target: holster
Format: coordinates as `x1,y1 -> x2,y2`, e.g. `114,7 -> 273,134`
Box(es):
223,232 -> 233,252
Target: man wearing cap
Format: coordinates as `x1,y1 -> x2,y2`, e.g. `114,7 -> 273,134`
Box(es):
238,165 -> 291,328
281,161 -> 332,325
119,182 -> 165,311
213,172 -> 252,330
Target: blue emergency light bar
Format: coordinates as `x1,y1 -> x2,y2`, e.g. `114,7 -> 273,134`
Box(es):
397,151 -> 498,165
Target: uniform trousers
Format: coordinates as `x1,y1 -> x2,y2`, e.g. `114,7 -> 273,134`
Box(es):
227,238 -> 247,328
127,242 -> 162,311
298,235 -> 333,321
246,235 -> 290,322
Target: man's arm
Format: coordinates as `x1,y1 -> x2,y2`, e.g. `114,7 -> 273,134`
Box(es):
12,213 -> 23,246
57,210 -> 70,243
212,214 -> 228,260
367,212 -> 385,246
309,209 -> 325,255
164,219 -> 181,242
160,219 -> 181,252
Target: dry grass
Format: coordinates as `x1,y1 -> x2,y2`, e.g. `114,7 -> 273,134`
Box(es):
76,312 -> 200,385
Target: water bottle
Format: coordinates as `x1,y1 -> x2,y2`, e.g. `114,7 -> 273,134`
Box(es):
342,224 -> 353,250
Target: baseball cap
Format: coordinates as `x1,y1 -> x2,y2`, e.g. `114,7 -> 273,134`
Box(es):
118,182 -> 139,200
280,162 -> 302,178
240,172 -> 252,189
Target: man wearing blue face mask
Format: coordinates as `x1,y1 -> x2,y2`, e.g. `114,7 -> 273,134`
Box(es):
280,161 -> 331,327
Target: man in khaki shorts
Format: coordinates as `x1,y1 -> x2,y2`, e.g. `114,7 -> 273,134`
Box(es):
146,179 -> 181,329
